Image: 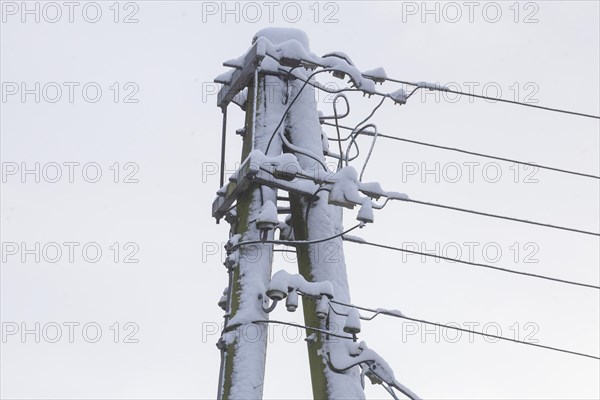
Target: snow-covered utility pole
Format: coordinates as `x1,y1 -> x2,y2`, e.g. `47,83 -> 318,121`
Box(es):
214,35 -> 286,399
284,63 -> 365,400
213,28 -> 418,400
213,28 -> 364,398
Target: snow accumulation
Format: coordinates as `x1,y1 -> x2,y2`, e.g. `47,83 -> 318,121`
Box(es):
358,182 -> 409,201
377,308 -> 405,318
253,27 -> 310,49
216,28 -> 417,399
249,149 -> 299,170
388,88 -> 408,105
328,341 -> 422,399
322,51 -> 355,66
357,181 -> 385,199
344,308 -> 362,334
341,234 -> 366,244
218,288 -> 228,310
279,53 -> 365,399
256,200 -> 279,229
362,67 -> 388,83
285,288 -> 299,311
217,27 -> 379,98
315,295 -> 331,319
214,69 -> 234,85
277,218 -> 294,241
232,88 -> 247,109
417,81 -> 448,91
223,251 -> 239,270
327,166 -> 366,208
268,269 -> 334,299
384,191 -> 410,201
357,199 -> 374,224
225,233 -> 242,252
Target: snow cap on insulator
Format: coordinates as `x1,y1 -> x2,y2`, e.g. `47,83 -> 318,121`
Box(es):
278,216 -> 294,241
223,251 -> 239,269
286,289 -> 299,312
266,270 -> 289,301
225,234 -> 242,253
357,199 -> 374,224
256,201 -> 279,231
316,295 -> 330,319
344,308 -> 361,335
218,287 -> 228,311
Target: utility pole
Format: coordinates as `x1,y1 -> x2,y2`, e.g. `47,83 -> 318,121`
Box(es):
213,28 -> 379,400
285,70 -> 365,399
216,41 -> 286,398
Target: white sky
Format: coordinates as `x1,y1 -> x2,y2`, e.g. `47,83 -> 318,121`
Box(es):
1,1 -> 599,399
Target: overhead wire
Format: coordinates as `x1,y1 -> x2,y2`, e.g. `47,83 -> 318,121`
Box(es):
322,121 -> 600,180
399,197 -> 600,237
327,299 -> 600,361
342,235 -> 600,290
229,223 -> 363,252
361,74 -> 600,120
251,319 -> 353,340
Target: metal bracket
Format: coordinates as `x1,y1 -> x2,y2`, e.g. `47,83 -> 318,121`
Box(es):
217,39 -> 266,108
212,156 -> 260,221
212,156 -> 319,222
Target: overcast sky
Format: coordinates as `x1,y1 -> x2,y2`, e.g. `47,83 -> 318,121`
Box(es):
1,1 -> 599,399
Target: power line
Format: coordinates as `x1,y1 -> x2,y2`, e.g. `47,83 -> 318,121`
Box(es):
252,319 -> 353,340
399,197 -> 600,237
259,155 -> 599,237
322,121 -> 600,180
266,66 -> 599,176
262,65 -> 599,162
230,223 -> 363,252
342,236 -> 600,290
283,63 -> 599,121
363,74 -> 600,120
327,299 -> 600,361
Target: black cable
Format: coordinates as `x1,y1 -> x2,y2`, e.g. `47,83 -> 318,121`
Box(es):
342,236 -> 600,290
401,197 -> 600,237
264,68 -> 337,154
322,122 -> 600,180
272,248 -> 297,253
333,95 -> 346,171
305,186 -> 332,229
261,61 -> 389,158
344,97 -> 386,167
252,319 -> 353,340
328,299 -> 600,361
280,131 -> 329,171
321,93 -> 351,121
362,75 -> 600,120
230,223 -> 362,252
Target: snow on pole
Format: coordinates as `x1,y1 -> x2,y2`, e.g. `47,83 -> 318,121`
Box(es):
217,35 -> 289,400
277,29 -> 367,399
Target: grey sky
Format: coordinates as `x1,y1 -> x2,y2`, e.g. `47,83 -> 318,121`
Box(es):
1,1 -> 599,399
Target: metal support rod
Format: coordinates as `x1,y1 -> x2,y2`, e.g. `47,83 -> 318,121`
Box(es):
220,106 -> 228,189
